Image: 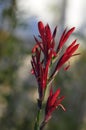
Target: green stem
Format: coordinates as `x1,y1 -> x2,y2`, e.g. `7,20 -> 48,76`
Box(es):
47,70 -> 58,87
34,108 -> 41,130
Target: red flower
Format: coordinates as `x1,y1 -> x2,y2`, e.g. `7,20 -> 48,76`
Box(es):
32,21 -> 57,60
44,87 -> 65,123
57,27 -> 75,52
31,21 -> 80,108
31,48 -> 51,102
51,39 -> 79,77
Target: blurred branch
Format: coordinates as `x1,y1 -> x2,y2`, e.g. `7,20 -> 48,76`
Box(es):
2,0 -> 17,28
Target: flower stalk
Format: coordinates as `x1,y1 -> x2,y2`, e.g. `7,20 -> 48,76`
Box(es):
34,108 -> 41,130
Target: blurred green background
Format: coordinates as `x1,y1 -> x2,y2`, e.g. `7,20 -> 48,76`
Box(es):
0,0 -> 86,130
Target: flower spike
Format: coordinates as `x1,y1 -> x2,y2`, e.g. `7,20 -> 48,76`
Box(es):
31,21 -> 80,130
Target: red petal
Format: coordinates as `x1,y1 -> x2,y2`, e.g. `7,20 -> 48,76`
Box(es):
32,44 -> 39,53
63,27 -> 75,44
64,64 -> 70,71
38,21 -> 45,36
45,24 -> 52,41
57,96 -> 65,104
50,88 -> 60,106
58,27 -> 75,51
57,54 -> 69,69
57,28 -> 67,50
66,39 -> 77,53
68,44 -> 79,56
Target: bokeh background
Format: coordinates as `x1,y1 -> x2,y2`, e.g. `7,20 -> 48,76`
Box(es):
0,0 -> 86,130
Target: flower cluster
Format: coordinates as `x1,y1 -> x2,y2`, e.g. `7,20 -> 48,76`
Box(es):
31,21 -> 79,129
44,87 -> 66,123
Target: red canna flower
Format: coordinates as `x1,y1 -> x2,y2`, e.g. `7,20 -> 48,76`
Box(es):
57,27 -> 75,52
31,21 -> 80,110
31,21 -> 80,99
31,48 -> 51,104
51,39 -> 79,77
31,21 -> 80,130
44,87 -> 65,123
32,21 -> 57,61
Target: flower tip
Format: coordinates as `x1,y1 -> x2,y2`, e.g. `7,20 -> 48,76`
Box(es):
53,26 -> 57,38
38,21 -> 44,29
64,64 -> 70,71
32,44 -> 39,53
72,27 -> 75,30
54,88 -> 61,97
38,21 -> 43,25
74,44 -> 79,53
70,27 -> 75,32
